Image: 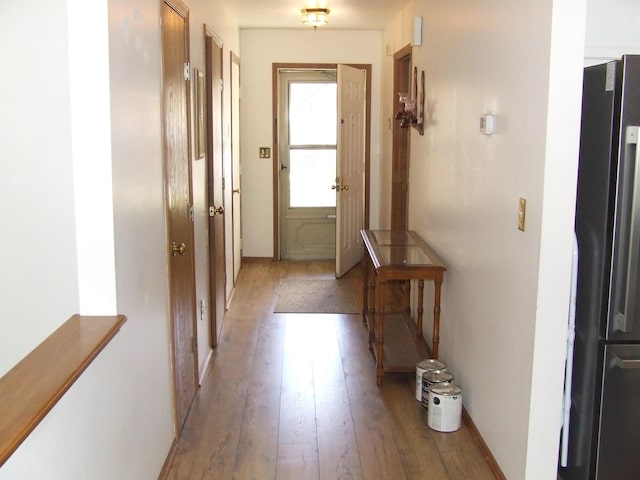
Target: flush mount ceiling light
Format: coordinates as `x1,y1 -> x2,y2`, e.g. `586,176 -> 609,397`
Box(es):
301,7 -> 330,29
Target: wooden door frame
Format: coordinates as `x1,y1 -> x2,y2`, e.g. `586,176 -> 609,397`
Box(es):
204,25 -> 225,348
161,0 -> 198,433
230,51 -> 241,290
271,62 -> 371,260
391,45 -> 412,230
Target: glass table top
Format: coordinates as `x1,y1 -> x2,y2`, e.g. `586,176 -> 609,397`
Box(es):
378,245 -> 434,266
372,230 -> 416,246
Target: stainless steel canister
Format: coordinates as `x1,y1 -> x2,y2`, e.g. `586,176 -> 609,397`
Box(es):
427,382 -> 463,432
415,359 -> 446,401
421,369 -> 454,408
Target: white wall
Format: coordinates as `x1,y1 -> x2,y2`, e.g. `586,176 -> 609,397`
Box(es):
0,0 -> 176,478
107,1 -> 176,476
585,0 -> 640,64
239,29 -> 383,258
185,0 -> 240,379
382,1 -> 586,478
0,0 -> 80,377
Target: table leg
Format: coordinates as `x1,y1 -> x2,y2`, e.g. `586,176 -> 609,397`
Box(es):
368,272 -> 376,352
417,279 -> 424,338
376,280 -> 386,386
404,280 -> 411,314
362,257 -> 369,326
433,276 -> 443,359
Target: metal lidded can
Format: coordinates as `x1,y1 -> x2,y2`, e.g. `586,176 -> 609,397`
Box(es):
427,382 -> 463,432
415,359 -> 446,401
421,369 -> 454,408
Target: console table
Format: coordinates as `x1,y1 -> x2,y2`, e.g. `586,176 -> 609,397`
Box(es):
361,230 -> 446,385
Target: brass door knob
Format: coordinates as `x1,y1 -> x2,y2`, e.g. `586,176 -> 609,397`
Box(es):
171,242 -> 186,256
213,205 -> 224,215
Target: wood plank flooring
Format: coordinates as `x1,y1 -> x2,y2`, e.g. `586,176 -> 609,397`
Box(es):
166,261 -> 496,480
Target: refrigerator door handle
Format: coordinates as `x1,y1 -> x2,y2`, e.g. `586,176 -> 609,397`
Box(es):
612,356 -> 640,369
611,126 -> 640,333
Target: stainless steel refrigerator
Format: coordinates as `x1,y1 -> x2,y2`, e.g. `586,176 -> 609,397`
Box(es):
560,55 -> 640,479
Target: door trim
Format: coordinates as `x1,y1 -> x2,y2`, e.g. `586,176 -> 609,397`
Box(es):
204,25 -> 225,348
161,0 -> 198,433
230,50 -> 241,293
271,62 -> 371,260
391,44 -> 412,230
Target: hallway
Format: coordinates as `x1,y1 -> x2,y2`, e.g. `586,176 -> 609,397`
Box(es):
166,261 -> 496,479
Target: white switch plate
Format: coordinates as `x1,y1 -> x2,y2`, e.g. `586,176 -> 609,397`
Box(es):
413,17 -> 423,46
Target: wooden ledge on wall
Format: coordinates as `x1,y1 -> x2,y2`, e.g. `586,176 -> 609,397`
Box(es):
0,314 -> 127,467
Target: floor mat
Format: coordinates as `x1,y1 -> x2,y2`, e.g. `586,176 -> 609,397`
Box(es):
274,279 -> 359,314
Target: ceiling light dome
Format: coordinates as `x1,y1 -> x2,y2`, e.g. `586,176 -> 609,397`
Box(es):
301,7 -> 330,29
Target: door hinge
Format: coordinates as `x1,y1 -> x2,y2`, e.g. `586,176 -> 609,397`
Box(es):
222,177 -> 226,190
220,79 -> 224,91
191,336 -> 197,353
184,62 -> 191,81
188,204 -> 194,222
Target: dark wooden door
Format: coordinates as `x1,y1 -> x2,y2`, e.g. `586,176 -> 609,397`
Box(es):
162,0 -> 197,431
391,45 -> 412,230
205,29 -> 226,346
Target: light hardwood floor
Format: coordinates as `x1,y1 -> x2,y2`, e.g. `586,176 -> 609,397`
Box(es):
166,261 -> 496,480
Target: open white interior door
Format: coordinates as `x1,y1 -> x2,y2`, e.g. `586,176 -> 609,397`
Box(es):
336,64 -> 366,277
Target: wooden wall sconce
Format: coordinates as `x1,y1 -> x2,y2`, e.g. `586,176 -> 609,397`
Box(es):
395,66 -> 425,135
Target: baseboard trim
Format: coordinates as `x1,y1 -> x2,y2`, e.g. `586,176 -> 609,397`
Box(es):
226,284 -> 236,310
241,256 -> 274,263
157,436 -> 178,480
198,347 -> 214,386
462,407 -> 506,480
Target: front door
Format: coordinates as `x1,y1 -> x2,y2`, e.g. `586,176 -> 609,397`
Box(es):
205,29 -> 225,346
335,64 -> 366,277
161,0 -> 198,431
278,70 -> 338,260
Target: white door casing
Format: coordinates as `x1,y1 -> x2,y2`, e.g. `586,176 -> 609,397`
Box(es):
231,53 -> 241,284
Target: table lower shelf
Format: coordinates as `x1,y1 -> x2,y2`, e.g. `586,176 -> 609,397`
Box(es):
366,311 -> 432,376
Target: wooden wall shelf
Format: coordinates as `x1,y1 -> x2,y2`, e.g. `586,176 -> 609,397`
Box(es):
0,314 -> 127,467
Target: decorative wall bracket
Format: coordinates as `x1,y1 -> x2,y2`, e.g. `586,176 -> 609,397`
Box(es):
395,66 -> 425,135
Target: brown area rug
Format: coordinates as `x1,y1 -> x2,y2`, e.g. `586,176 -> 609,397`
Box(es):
274,279 -> 359,314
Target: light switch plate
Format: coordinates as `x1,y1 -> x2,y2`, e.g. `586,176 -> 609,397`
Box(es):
259,147 -> 271,159
518,198 -> 526,231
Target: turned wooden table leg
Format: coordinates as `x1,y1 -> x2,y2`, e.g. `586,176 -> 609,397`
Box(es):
433,275 -> 443,359
376,280 -> 386,386
362,257 -> 369,326
417,279 -> 424,338
404,280 -> 411,314
368,272 -> 376,352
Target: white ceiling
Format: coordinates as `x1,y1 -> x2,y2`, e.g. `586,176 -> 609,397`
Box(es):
231,0 -> 410,30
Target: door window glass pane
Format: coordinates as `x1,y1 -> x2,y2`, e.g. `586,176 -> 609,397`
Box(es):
289,82 -> 337,145
289,149 -> 336,207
